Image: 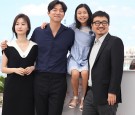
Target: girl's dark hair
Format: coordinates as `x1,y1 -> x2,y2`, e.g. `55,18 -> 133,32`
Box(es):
12,13 -> 31,38
48,0 -> 67,13
75,4 -> 92,29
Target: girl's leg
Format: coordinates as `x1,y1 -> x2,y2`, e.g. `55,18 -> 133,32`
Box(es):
69,69 -> 80,108
80,70 -> 89,111
81,70 -> 89,97
71,69 -> 80,96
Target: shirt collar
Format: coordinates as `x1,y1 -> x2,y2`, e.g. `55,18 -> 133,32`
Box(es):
95,32 -> 108,44
45,23 -> 68,36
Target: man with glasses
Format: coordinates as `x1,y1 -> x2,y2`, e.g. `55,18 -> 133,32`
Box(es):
82,11 -> 124,115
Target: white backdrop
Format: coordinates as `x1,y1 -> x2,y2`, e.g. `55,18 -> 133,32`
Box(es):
117,71 -> 135,115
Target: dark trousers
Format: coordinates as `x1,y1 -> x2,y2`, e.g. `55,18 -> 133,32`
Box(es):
82,88 -> 118,115
34,72 -> 67,115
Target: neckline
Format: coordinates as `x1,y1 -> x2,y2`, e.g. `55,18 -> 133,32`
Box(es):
15,40 -> 30,53
7,40 -> 35,58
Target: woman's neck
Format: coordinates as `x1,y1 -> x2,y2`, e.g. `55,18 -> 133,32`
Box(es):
16,35 -> 28,43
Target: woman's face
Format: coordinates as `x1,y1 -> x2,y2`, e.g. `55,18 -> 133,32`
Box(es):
15,18 -> 29,36
76,7 -> 89,26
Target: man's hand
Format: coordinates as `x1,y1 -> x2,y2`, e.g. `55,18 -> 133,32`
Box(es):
41,22 -> 48,29
107,93 -> 116,105
1,40 -> 8,50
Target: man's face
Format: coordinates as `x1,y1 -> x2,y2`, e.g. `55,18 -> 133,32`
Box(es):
91,16 -> 109,38
48,4 -> 65,23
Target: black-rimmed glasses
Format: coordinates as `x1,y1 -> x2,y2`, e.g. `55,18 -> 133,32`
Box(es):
92,21 -> 108,26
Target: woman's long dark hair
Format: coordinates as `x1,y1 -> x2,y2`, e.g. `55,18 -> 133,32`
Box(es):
74,4 -> 92,29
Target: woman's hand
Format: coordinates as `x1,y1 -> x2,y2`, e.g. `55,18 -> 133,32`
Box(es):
15,67 -> 26,76
24,66 -> 35,75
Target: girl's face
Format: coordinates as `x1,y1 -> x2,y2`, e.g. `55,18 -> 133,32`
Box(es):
15,18 -> 29,36
76,7 -> 89,26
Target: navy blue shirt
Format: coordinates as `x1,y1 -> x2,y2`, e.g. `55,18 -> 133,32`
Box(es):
31,24 -> 75,73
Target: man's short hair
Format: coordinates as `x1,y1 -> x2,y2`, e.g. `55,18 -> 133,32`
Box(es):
48,0 -> 67,13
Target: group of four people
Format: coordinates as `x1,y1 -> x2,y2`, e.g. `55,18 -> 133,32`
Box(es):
1,0 -> 124,115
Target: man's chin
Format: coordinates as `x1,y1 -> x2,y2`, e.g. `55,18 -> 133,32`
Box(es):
98,33 -> 104,36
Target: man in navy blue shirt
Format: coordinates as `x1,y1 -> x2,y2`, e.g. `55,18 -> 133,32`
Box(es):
1,1 -> 74,115
31,1 -> 74,115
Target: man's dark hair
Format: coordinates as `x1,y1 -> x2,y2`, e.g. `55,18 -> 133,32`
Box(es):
48,0 -> 67,13
92,10 -> 110,25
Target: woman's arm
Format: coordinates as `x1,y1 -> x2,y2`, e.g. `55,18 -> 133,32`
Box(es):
1,52 -> 25,76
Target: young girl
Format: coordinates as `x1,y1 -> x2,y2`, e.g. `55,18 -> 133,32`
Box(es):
67,4 -> 95,111
1,14 -> 38,115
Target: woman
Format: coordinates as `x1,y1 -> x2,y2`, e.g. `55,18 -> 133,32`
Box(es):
1,13 -> 38,115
